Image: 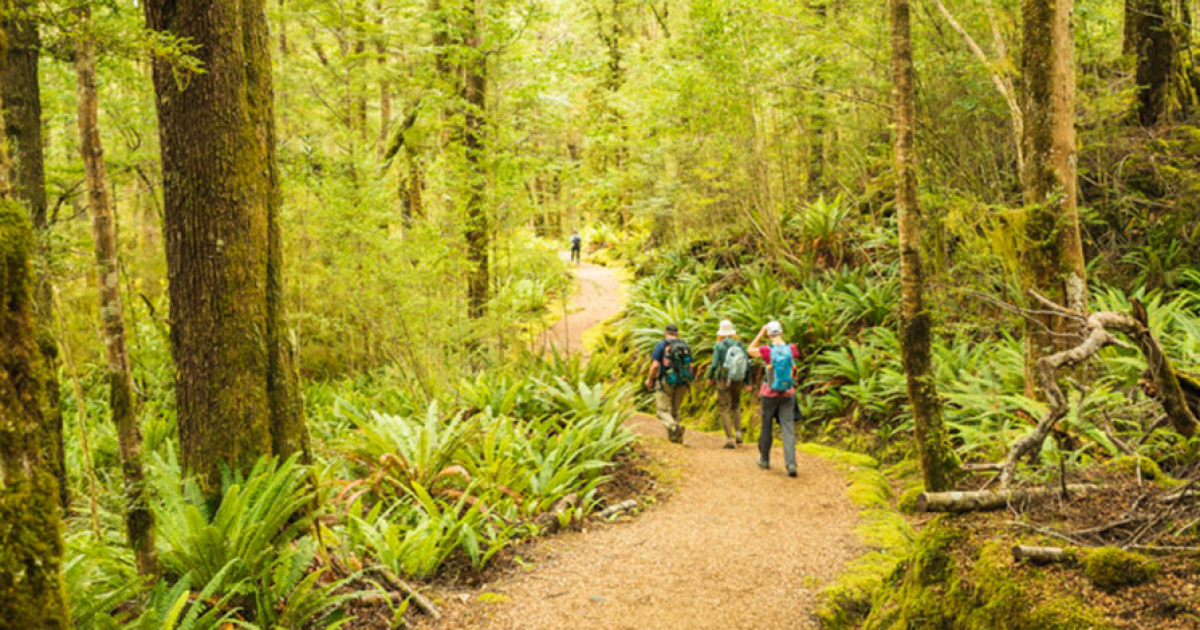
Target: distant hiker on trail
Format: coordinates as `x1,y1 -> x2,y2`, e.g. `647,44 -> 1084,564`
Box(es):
708,319 -> 749,449
645,323 -> 693,444
748,321 -> 800,477
569,229 -> 583,264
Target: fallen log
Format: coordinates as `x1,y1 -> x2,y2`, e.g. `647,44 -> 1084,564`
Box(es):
598,499 -> 638,519
1012,545 -> 1072,564
373,567 -> 441,620
1157,489 -> 1200,504
917,484 -> 1096,513
535,492 -> 579,533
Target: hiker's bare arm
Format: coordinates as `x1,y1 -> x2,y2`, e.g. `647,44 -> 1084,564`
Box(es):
748,326 -> 768,354
645,362 -> 659,389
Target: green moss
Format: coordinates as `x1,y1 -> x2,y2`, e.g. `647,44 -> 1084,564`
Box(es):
798,443 -> 891,509
477,592 -> 510,604
805,443 -> 914,629
1082,547 -> 1160,592
897,486 -> 923,515
1102,455 -> 1164,482
862,521 -> 1113,630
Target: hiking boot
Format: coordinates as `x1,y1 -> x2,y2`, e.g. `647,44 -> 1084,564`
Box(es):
787,466 -> 798,478
735,432 -> 743,445
675,425 -> 686,444
723,440 -> 735,450
756,458 -> 769,470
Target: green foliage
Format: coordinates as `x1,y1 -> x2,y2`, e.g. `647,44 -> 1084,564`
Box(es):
152,454 -> 315,586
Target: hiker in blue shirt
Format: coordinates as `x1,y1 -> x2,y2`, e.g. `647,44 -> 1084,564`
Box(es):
645,324 -> 693,444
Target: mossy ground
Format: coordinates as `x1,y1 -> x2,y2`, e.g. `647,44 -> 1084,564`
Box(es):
814,451 -> 1200,629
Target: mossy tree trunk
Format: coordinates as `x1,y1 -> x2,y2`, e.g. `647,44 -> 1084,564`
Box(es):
0,78 -> 70,630
2,2 -> 67,509
891,0 -> 959,492
74,8 -> 158,576
1131,0 -> 1194,126
459,0 -> 489,320
143,0 -> 309,492
1019,0 -> 1087,396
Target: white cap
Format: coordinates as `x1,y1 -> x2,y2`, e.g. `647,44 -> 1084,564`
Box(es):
717,320 -> 737,337
766,321 -> 783,337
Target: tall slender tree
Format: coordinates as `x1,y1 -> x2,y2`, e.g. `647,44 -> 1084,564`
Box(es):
891,0 -> 958,491
2,0 -> 67,508
1020,0 -> 1087,393
0,70 -> 70,630
74,6 -> 157,576
461,0 -> 489,321
143,0 -> 309,491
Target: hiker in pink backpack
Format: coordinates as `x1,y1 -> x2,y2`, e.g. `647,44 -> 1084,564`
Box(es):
748,321 -> 799,477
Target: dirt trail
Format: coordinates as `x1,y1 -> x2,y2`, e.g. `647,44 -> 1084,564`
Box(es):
419,260 -> 861,629
538,259 -> 623,356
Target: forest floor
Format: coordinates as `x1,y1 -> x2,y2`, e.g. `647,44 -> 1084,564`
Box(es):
414,258 -> 862,629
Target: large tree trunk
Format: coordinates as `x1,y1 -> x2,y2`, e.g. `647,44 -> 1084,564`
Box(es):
2,4 -> 67,509
462,0 -> 489,320
143,0 -> 308,492
1020,0 -> 1087,396
74,10 -> 158,576
0,80 -> 70,630
1133,0 -> 1181,126
891,0 -> 959,492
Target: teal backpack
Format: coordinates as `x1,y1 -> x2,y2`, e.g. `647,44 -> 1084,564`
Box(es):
663,339 -> 694,387
768,344 -> 795,392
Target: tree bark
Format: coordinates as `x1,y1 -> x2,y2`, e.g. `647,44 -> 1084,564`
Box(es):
0,79 -> 70,630
1020,0 -> 1087,396
892,0 -> 958,492
376,1 -> 391,149
1134,0 -> 1180,126
143,0 -> 308,492
462,0 -> 489,320
74,9 -> 158,577
2,3 -> 67,510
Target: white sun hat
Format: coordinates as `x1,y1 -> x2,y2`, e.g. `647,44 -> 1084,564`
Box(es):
766,321 -> 783,337
717,320 -> 737,337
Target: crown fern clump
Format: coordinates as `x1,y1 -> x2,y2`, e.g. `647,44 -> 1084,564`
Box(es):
336,384 -> 634,579
152,454 -> 315,588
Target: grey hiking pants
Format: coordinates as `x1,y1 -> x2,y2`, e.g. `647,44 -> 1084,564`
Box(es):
656,383 -> 686,432
759,395 -> 797,470
715,381 -> 742,441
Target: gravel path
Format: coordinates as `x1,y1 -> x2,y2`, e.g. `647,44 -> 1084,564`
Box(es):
417,259 -> 862,629
537,258 -> 621,357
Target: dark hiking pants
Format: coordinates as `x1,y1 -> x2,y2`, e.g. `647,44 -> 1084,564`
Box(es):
759,395 -> 797,470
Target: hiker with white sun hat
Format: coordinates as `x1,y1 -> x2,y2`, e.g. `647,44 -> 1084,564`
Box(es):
707,319 -> 750,449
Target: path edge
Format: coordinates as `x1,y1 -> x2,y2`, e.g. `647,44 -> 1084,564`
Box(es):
796,443 -> 915,628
